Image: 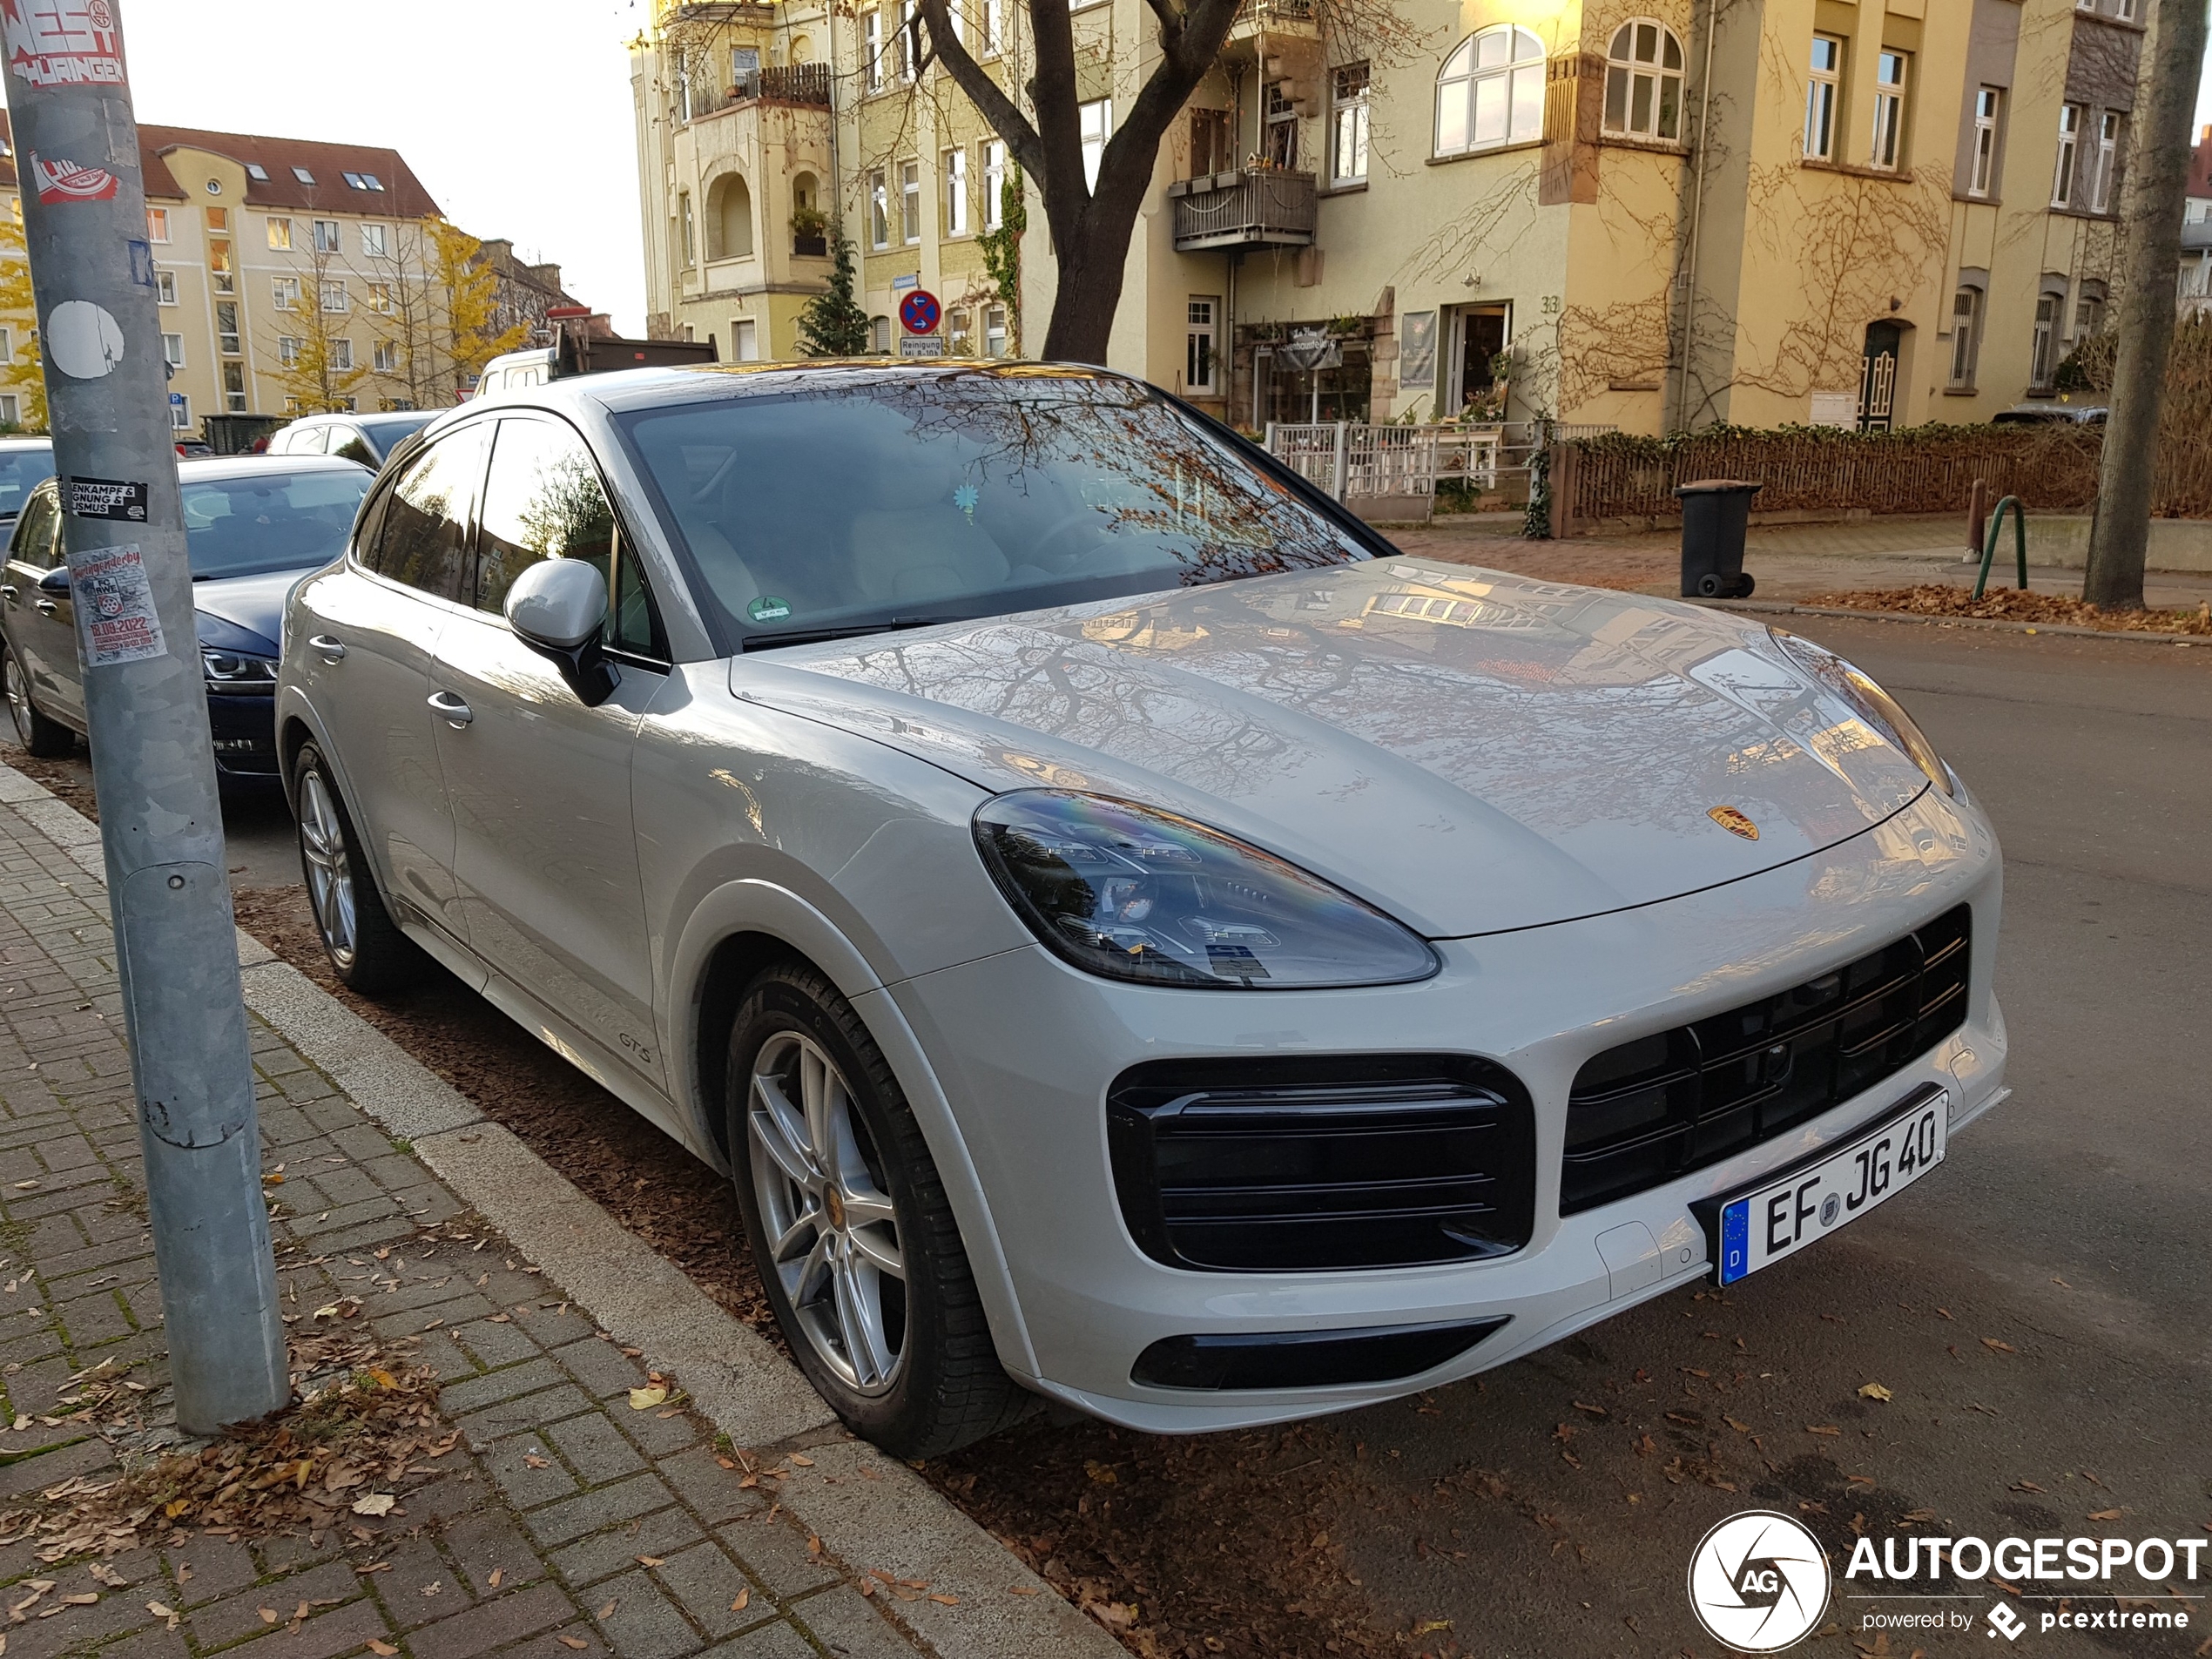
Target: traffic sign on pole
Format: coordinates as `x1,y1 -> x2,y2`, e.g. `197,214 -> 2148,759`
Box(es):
899,289 -> 941,336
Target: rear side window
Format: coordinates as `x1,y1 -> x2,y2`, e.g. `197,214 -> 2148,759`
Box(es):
9,491 -> 57,570
363,423 -> 490,602
475,416 -> 615,614
329,428 -> 377,467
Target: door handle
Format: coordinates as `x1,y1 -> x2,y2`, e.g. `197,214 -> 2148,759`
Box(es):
33,599 -> 57,616
307,634 -> 346,662
427,690 -> 474,728
0,584 -> 16,603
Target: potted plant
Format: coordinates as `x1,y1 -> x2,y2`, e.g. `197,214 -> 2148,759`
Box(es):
791,204 -> 829,257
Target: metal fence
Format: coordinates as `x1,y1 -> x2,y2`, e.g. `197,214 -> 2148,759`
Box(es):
1266,421 -> 1603,501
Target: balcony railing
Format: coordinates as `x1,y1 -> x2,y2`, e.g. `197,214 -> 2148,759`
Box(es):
1170,170 -> 1316,253
683,61 -> 833,119
1236,0 -> 1314,24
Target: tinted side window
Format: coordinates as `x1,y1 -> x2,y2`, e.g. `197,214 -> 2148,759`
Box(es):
330,428 -> 378,467
9,492 -> 57,570
611,545 -> 668,660
475,417 -> 615,615
366,424 -> 489,602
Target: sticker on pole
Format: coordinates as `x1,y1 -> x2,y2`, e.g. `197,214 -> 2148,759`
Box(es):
64,476 -> 147,522
67,543 -> 166,668
2,0 -> 126,89
44,300 -> 125,379
30,152 -> 119,204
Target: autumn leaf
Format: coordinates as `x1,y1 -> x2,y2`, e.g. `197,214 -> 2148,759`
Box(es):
1723,1417 -> 1753,1433
2087,1508 -> 2123,1521
1571,1401 -> 1608,1418
1807,1425 -> 1842,1436
2011,1480 -> 2045,1494
636,1557 -> 664,1568
1858,1382 -> 1894,1402
1980,1338 -> 2017,1354
486,1570 -> 502,1589
351,1494 -> 397,1517
728,1590 -> 749,1613
523,1453 -> 550,1470
367,1642 -> 399,1656
928,1594 -> 958,1606
557,1639 -> 590,1650
627,1386 -> 668,1412
1082,1460 -> 1117,1486
789,1454 -> 814,1467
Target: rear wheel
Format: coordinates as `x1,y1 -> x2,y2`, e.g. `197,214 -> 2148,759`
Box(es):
292,741 -> 421,993
2,642 -> 72,757
726,964 -> 1032,1456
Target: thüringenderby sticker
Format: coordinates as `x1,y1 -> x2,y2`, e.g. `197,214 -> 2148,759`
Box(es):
64,475 -> 147,522
67,543 -> 166,667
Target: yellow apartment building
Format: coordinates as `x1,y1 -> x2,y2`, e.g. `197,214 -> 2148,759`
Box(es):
634,0 -> 2144,435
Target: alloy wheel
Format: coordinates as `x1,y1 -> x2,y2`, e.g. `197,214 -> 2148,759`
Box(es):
3,651 -> 30,749
747,1030 -> 908,1394
297,769 -> 359,968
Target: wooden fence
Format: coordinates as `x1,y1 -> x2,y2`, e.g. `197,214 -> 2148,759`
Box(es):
1554,424 -> 2210,532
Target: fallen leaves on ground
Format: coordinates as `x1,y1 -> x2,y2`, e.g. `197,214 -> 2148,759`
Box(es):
0,1340 -> 446,1561
1858,1383 -> 1895,1402
1803,585 -> 2212,636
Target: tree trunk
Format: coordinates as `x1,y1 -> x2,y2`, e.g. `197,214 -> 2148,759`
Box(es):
2081,0 -> 2208,609
1041,208 -> 1142,364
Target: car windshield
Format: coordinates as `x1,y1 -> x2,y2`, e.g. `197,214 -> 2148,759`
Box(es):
617,368 -> 1375,649
182,469 -> 369,579
0,448 -> 56,521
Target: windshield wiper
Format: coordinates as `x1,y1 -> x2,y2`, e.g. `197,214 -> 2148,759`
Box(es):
741,616 -> 966,652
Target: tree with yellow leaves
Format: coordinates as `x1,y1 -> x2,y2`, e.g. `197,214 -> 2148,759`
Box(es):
0,212 -> 48,431
431,219 -> 528,393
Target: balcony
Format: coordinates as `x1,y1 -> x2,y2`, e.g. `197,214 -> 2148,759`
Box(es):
1170,170 -> 1317,253
683,62 -> 833,121
1226,0 -> 1317,51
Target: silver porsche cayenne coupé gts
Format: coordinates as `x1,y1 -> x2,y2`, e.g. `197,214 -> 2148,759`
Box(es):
276,362 -> 2006,1455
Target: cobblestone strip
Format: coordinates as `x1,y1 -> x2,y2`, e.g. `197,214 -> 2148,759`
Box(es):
0,769 -> 1110,1659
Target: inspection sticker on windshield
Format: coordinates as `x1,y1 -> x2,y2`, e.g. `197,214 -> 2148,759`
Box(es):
64,475 -> 147,521
67,543 -> 166,667
747,596 -> 792,624
1705,1087 -> 1947,1286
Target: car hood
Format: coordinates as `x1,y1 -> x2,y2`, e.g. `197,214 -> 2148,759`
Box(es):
732,559 -> 1933,938
192,567 -> 310,656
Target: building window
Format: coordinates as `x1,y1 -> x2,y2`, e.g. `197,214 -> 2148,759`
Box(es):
678,192 -> 695,265
161,332 -> 185,368
146,206 -> 169,242
982,139 -> 1006,231
985,304 -> 1008,357
293,165 -> 315,185
982,0 -> 1002,54
374,340 -> 399,372
1804,34 -> 1842,160
2030,293 -> 2058,389
2053,102 -> 2082,206
2115,0 -> 2135,16
216,301 -> 240,355
1260,81 -> 1299,169
155,269 -> 177,305
869,170 -> 890,248
1603,21 -> 1683,141
1870,51 -> 1907,170
361,223 -> 389,258
272,275 -> 300,310
864,10 -> 883,91
1434,25 -> 1546,158
732,317 -> 759,360
266,215 -> 293,251
320,279 -> 348,313
206,206 -> 228,233
211,241 -> 233,294
243,164 -> 266,182
168,395 -> 188,430
1946,287 -> 1980,388
313,219 -> 341,253
1186,296 -> 1219,395
870,314 -> 892,353
0,393 -> 15,428
901,160 -> 921,243
1081,98 -> 1114,189
278,335 -> 301,368
368,281 -> 394,314
1969,86 -> 2000,197
2089,110 -> 2121,212
2074,287 -> 2106,340
1332,63 -> 1371,181
945,146 -> 969,235
223,363 -> 246,414
331,339 -> 354,371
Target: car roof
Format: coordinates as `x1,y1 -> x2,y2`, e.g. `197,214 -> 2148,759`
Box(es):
176,454 -> 374,482
0,436 -> 53,450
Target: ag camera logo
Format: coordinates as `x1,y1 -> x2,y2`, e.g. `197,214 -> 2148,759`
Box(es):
1688,1511 -> 1832,1652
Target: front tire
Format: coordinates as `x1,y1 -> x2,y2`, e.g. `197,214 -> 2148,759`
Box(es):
726,964 -> 1031,1457
291,740 -> 421,994
2,641 -> 72,757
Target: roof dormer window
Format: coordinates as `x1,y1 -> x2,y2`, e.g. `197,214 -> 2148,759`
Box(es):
362,174 -> 384,191
343,171 -> 365,188
293,165 -> 315,184
245,163 -> 268,180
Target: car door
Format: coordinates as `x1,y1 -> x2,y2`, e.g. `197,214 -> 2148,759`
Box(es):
291,421 -> 493,951
2,488 -> 84,731
428,413 -> 667,1087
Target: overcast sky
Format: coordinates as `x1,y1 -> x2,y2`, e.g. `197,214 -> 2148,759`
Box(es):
123,0 -> 655,334
111,1 -> 2212,340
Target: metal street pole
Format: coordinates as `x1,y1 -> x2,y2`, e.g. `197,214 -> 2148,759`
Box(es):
3,1 -> 287,1433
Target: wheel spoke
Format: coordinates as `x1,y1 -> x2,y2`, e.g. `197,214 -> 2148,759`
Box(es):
833,1251 -> 894,1387
769,1208 -> 819,1264
749,1078 -> 819,1190
846,1223 -> 904,1280
800,1049 -> 839,1187
789,1230 -> 833,1305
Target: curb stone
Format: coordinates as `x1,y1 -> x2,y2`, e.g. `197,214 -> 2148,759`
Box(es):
0,755 -> 1124,1659
1698,595 -> 2208,645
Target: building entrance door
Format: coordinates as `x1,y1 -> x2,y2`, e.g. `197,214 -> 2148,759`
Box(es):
1858,320 -> 1903,431
1453,304 -> 1511,417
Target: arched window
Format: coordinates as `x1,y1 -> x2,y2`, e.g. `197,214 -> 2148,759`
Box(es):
706,172 -> 754,260
1435,25 -> 1546,157
1603,19 -> 1683,140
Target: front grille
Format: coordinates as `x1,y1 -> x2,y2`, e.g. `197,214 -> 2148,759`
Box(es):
1108,1055 -> 1535,1272
1561,904 -> 1973,1214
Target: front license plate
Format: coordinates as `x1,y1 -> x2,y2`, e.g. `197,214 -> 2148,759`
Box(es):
1710,1089 -> 1948,1286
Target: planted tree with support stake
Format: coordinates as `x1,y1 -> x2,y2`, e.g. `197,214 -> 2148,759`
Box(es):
2082,0 -> 2209,610
2,0 -> 288,1433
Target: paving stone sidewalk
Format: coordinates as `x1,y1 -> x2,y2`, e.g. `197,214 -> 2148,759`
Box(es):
0,785 -> 985,1659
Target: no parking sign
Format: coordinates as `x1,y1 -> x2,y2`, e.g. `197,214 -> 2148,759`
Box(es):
899,288 -> 941,335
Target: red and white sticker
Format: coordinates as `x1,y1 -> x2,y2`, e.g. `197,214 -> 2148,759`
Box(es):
30,152 -> 117,204
2,0 -> 125,90
67,543 -> 166,668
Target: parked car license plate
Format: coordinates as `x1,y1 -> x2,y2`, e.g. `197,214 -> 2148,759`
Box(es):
1708,1088 -> 1948,1286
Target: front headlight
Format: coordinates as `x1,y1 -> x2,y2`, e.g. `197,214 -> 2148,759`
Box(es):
201,649 -> 277,690
1769,628 -> 1953,795
973,791 -> 1439,990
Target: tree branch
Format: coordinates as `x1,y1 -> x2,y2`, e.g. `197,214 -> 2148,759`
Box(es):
915,0 -> 1047,184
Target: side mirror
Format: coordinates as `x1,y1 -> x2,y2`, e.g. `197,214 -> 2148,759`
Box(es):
503,559 -> 617,706
37,566 -> 71,594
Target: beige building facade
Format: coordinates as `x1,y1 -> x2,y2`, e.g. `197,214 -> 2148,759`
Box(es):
635,0 -> 2142,435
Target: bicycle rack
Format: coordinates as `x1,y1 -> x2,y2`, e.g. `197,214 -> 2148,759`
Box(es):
1973,494 -> 2028,600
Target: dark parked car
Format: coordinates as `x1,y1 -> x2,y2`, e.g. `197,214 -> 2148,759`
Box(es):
1,455 -> 370,785
1991,403 -> 2107,425
0,437 -> 56,531
267,411 -> 437,467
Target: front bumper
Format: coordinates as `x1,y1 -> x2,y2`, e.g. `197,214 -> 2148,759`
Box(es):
887,785 -> 2007,1433
207,689 -> 281,783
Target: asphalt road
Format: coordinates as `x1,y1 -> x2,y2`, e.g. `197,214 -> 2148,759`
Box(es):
6,615 -> 2208,1657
